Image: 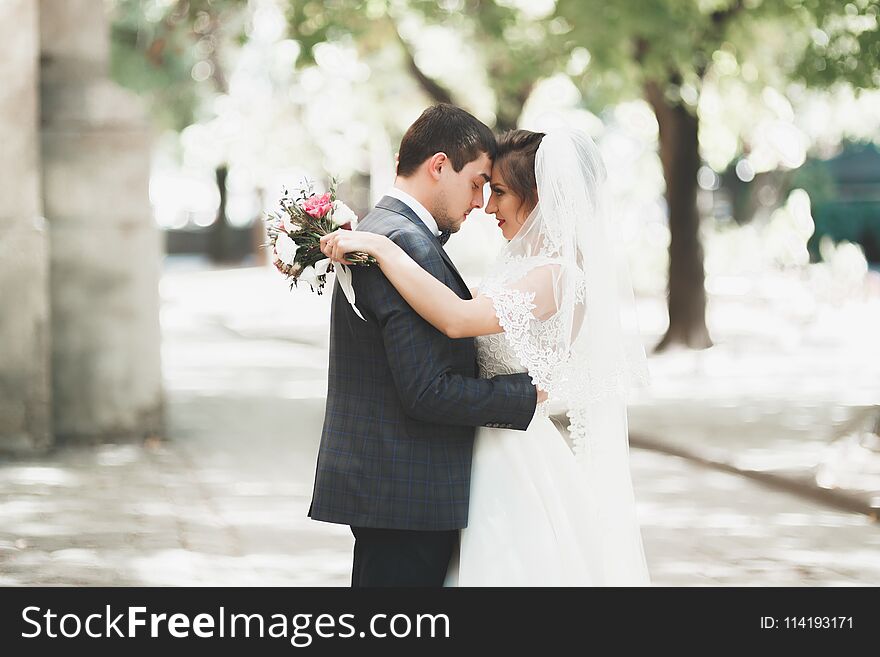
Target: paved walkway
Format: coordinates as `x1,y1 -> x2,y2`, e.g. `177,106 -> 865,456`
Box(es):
1,263 -> 878,586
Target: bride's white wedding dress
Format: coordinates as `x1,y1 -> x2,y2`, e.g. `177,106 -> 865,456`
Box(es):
443,328 -> 651,587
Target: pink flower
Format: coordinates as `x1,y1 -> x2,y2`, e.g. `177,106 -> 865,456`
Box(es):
301,192 -> 333,219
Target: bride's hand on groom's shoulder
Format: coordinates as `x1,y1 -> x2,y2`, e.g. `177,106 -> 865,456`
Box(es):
536,387 -> 548,404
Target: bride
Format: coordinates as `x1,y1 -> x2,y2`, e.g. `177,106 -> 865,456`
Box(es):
320,127 -> 651,586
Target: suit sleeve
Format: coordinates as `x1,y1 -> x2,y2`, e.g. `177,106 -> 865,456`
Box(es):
353,228 -> 537,430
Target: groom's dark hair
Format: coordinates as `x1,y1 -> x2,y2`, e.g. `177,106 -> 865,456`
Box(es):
396,104 -> 497,177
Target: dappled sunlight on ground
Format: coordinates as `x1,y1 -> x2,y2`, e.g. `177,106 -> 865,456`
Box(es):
632,450 -> 880,586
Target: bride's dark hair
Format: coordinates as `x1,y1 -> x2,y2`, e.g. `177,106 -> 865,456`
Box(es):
495,130 -> 545,210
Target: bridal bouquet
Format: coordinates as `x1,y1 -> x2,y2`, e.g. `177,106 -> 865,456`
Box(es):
264,178 -> 374,319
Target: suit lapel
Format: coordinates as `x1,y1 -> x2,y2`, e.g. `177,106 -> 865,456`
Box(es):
374,196 -> 471,297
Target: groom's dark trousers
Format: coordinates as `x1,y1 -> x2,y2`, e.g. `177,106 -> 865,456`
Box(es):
309,197 -> 537,587
350,526 -> 457,587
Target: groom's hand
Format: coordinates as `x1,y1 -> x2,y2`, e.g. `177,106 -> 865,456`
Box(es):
536,387 -> 548,403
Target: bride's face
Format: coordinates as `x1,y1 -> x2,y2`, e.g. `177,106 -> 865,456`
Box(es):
485,168 -> 534,241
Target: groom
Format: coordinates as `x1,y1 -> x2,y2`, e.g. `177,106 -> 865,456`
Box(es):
309,104 -> 541,587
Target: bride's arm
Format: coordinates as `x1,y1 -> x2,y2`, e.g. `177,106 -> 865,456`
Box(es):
320,230 -> 502,338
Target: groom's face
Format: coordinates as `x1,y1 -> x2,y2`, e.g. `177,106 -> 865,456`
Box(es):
432,152 -> 492,234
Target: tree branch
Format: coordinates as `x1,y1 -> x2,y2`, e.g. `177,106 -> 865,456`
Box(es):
697,0 -> 746,78
394,27 -> 455,105
710,0 -> 746,28
633,36 -> 650,65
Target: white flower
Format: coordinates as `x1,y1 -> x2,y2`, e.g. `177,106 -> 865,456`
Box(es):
281,211 -> 299,234
273,233 -> 298,265
299,258 -> 332,288
299,265 -> 316,287
314,258 -> 332,277
331,200 -> 358,227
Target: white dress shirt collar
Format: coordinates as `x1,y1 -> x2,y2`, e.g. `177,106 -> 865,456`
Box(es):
385,186 -> 440,237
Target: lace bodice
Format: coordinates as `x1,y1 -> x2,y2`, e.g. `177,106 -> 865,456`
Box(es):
474,276 -> 552,419
473,276 -> 529,379
475,332 -> 527,378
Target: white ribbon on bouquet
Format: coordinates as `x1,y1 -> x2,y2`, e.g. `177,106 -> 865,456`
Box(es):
309,258 -> 365,321
335,262 -> 365,321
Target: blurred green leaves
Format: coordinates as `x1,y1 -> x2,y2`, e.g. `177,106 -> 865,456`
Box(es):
108,0 -> 248,130
109,1 -> 879,133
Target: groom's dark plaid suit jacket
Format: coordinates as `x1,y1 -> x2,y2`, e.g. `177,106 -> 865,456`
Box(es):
309,196 -> 537,531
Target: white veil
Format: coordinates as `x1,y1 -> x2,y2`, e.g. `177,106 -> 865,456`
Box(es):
479,126 -> 652,583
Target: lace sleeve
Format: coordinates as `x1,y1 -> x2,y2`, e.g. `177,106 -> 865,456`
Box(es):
479,264 -> 567,396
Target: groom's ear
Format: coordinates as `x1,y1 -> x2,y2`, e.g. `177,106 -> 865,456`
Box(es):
427,152 -> 447,180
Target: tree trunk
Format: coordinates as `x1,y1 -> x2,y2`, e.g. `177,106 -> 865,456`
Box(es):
495,114 -> 517,135
644,81 -> 713,352
494,103 -> 524,134
494,93 -> 526,134
208,164 -> 231,263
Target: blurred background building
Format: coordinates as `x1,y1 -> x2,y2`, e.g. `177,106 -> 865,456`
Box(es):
800,142 -> 880,265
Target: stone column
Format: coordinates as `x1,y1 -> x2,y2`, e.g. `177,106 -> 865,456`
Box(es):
40,0 -> 163,443
0,0 -> 52,454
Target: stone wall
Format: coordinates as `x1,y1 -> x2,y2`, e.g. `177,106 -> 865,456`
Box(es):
0,0 -> 52,453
